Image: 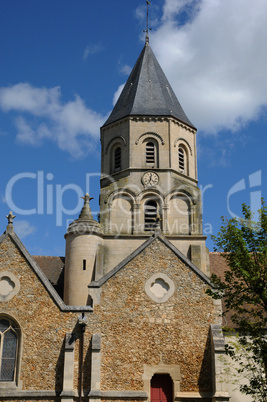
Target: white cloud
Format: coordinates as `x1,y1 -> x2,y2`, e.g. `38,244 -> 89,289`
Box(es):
162,0 -> 196,21
135,2 -> 160,29
0,83 -> 107,158
113,84 -> 125,106
0,84 -> 60,115
15,117 -> 52,146
2,0 -> 266,160
135,4 -> 146,23
83,43 -> 104,60
120,64 -> 132,76
13,220 -> 36,239
149,0 -> 267,134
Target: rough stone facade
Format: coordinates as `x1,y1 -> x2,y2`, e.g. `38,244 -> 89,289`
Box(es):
0,230 -> 228,401
0,235 -> 78,393
93,238 -> 219,393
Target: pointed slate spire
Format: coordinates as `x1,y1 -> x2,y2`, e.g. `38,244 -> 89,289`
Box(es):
103,42 -> 195,128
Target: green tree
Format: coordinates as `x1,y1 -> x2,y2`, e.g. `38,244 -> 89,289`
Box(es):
207,200 -> 267,401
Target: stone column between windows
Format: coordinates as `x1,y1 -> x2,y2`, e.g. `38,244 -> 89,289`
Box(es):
162,204 -> 169,235
190,199 -> 200,235
191,201 -> 200,235
106,203 -> 111,233
133,203 -> 141,234
61,332 -> 75,401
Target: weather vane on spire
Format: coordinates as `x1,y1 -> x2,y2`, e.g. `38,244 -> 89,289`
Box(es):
143,0 -> 151,43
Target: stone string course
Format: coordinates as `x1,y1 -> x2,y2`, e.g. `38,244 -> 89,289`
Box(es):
0,400 -> 59,402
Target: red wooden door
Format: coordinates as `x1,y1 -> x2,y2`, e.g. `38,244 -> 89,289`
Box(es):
151,374 -> 173,402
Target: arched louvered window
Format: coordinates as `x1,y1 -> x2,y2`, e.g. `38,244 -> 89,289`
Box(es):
146,142 -> 155,165
178,147 -> 185,172
0,318 -> 19,382
114,146 -> 121,172
144,200 -> 158,231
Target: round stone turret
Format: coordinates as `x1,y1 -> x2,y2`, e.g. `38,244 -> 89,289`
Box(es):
64,194 -> 103,306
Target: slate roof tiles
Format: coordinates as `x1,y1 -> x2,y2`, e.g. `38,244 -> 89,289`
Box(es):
103,43 -> 195,128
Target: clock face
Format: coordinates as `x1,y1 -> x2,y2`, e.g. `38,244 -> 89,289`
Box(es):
142,171 -> 159,186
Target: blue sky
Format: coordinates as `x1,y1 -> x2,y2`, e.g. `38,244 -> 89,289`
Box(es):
0,0 -> 266,256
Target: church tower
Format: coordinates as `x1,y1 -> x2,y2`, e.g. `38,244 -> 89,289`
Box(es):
64,36 -> 210,300
99,40 -> 209,274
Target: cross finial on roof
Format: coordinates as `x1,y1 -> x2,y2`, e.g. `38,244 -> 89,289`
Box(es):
6,211 -> 16,234
143,0 -> 152,43
6,211 -> 16,225
82,193 -> 93,204
79,193 -> 94,220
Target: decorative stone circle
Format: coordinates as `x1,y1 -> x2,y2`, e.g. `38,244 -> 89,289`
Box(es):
0,271 -> 20,302
145,273 -> 175,303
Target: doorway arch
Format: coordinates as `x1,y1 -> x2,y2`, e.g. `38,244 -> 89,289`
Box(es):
151,373 -> 173,402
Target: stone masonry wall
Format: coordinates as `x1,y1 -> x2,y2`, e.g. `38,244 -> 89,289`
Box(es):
0,234 -> 221,398
0,237 -> 81,393
91,238 -> 220,393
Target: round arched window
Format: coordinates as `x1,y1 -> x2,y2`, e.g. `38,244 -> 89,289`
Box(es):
178,147 -> 185,172
144,200 -> 158,231
146,142 -> 155,165
114,146 -> 121,172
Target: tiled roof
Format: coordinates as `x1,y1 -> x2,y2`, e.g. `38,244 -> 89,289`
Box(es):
33,256 -> 65,299
37,252 -> 225,288
209,252 -> 235,328
103,43 -> 195,128
209,252 -> 229,279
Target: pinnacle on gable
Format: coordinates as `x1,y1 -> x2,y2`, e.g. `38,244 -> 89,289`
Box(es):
5,211 -> 16,235
79,193 -> 94,221
65,193 -> 103,237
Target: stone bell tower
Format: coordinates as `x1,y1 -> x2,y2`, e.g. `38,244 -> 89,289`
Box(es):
99,39 -> 210,275
64,38 -> 210,293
